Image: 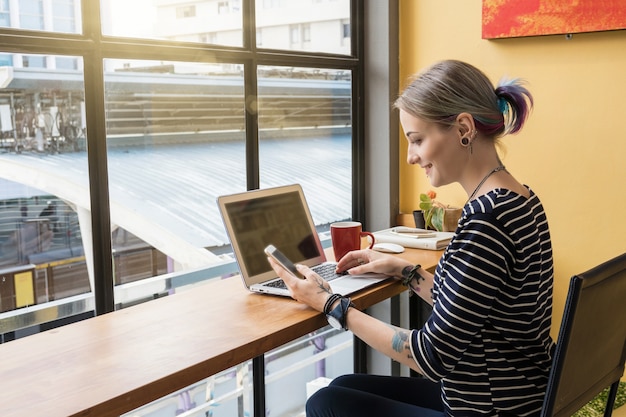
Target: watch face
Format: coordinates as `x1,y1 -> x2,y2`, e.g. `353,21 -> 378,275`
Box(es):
326,314 -> 342,330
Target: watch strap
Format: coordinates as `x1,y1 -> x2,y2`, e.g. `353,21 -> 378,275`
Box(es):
326,296 -> 354,331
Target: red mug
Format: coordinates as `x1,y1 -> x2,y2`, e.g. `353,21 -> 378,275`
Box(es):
330,221 -> 375,261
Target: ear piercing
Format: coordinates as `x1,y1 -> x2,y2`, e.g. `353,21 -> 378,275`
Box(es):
460,130 -> 477,150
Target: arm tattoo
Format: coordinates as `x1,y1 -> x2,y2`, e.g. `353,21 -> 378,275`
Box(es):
408,271 -> 425,293
391,329 -> 410,354
408,272 -> 435,302
313,276 -> 332,294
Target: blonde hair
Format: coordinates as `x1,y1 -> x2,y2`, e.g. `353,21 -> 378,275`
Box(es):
394,60 -> 533,138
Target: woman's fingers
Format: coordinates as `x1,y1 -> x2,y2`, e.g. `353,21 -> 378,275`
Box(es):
336,249 -> 406,277
336,249 -> 371,271
267,257 -> 297,284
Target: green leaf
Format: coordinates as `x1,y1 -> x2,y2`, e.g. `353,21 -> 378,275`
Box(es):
431,207 -> 444,231
419,201 -> 432,211
423,209 -> 433,229
419,193 -> 432,211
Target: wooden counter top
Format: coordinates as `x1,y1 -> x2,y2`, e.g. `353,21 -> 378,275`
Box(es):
0,246 -> 442,417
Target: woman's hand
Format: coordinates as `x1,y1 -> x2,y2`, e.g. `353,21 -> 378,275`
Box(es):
267,257 -> 333,312
335,249 -> 411,278
267,248 -> 415,311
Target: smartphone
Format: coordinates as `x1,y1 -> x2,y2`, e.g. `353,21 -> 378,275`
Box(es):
264,244 -> 300,277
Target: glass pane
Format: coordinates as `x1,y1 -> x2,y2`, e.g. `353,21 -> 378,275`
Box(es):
102,0 -> 243,47
0,0 -> 10,27
0,0 -> 80,34
266,327 -> 353,416
258,65 -> 353,234
52,0 -> 76,33
122,326 -> 351,416
103,59 -> 246,306
0,54 -> 91,339
256,0 -> 351,54
18,0 -> 44,30
123,361 -> 254,416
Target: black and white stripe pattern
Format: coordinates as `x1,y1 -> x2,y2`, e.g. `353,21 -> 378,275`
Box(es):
411,187 -> 555,416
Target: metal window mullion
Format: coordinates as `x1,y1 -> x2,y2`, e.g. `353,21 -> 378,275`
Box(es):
244,59 -> 259,192
82,0 -> 115,315
351,0 -> 368,375
252,355 -> 265,417
243,0 -> 259,192
351,0 -> 366,226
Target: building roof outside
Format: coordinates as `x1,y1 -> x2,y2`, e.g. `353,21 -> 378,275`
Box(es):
0,135 -> 351,268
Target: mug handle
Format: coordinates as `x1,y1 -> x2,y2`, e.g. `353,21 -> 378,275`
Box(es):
360,231 -> 376,249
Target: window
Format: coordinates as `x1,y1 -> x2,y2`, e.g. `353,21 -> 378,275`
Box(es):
342,20 -> 350,46
0,0 -> 10,27
22,54 -> 45,67
0,53 -> 12,65
103,60 -> 247,284
19,0 -> 44,30
303,23 -> 311,43
1,0 -> 78,34
0,0 -> 364,414
0,0 -> 358,335
0,52 -> 88,326
104,0 -> 242,47
290,24 -> 299,44
199,32 -> 216,43
256,0 -> 350,53
218,1 -> 230,14
51,0 -> 76,33
258,65 -> 352,224
55,55 -> 77,69
176,5 -> 196,18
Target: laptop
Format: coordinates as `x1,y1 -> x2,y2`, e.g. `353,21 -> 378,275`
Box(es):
217,184 -> 388,297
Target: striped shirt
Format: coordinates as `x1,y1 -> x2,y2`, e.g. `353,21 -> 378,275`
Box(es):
410,187 -> 555,416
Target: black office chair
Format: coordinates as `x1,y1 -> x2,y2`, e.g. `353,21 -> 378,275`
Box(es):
541,252 -> 626,417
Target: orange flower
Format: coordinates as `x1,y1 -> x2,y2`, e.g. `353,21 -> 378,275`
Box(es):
420,190 -> 446,231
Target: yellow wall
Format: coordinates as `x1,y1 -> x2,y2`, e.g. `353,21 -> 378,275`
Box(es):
398,0 -> 626,335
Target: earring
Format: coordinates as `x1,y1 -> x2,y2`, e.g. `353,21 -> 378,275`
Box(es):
461,137 -> 470,146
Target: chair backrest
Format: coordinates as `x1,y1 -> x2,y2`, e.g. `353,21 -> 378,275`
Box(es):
541,252 -> 626,417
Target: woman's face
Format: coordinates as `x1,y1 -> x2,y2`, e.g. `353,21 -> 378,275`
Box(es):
400,109 -> 465,187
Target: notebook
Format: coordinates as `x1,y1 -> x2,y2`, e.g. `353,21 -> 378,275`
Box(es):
373,227 -> 454,251
217,184 -> 388,297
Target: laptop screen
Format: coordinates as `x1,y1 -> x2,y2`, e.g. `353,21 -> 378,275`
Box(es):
219,185 -> 326,284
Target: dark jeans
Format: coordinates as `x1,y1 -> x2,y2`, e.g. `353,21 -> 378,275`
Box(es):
306,374 -> 445,417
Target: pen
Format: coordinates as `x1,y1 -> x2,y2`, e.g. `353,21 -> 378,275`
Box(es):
391,226 -> 433,235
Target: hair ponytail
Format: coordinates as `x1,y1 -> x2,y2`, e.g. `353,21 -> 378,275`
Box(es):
495,78 -> 533,135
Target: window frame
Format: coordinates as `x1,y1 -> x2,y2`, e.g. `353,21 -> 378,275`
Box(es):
0,0 -> 366,316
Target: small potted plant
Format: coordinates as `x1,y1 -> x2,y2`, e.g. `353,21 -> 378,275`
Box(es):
419,190 -> 462,232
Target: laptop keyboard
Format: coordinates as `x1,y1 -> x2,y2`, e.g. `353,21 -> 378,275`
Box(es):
265,263 -> 345,289
313,263 -> 346,281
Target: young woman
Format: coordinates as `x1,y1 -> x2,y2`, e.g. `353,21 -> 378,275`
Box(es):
268,59 -> 555,416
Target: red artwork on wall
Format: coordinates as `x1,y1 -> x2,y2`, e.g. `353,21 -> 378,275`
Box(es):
482,0 -> 626,39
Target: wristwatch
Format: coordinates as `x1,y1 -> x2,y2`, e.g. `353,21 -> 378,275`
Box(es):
326,296 -> 354,331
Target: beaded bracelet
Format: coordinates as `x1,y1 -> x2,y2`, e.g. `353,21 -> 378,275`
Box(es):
401,264 -> 422,287
323,293 -> 343,314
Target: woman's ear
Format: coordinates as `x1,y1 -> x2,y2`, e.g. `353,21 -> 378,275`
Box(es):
456,112 -> 476,137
